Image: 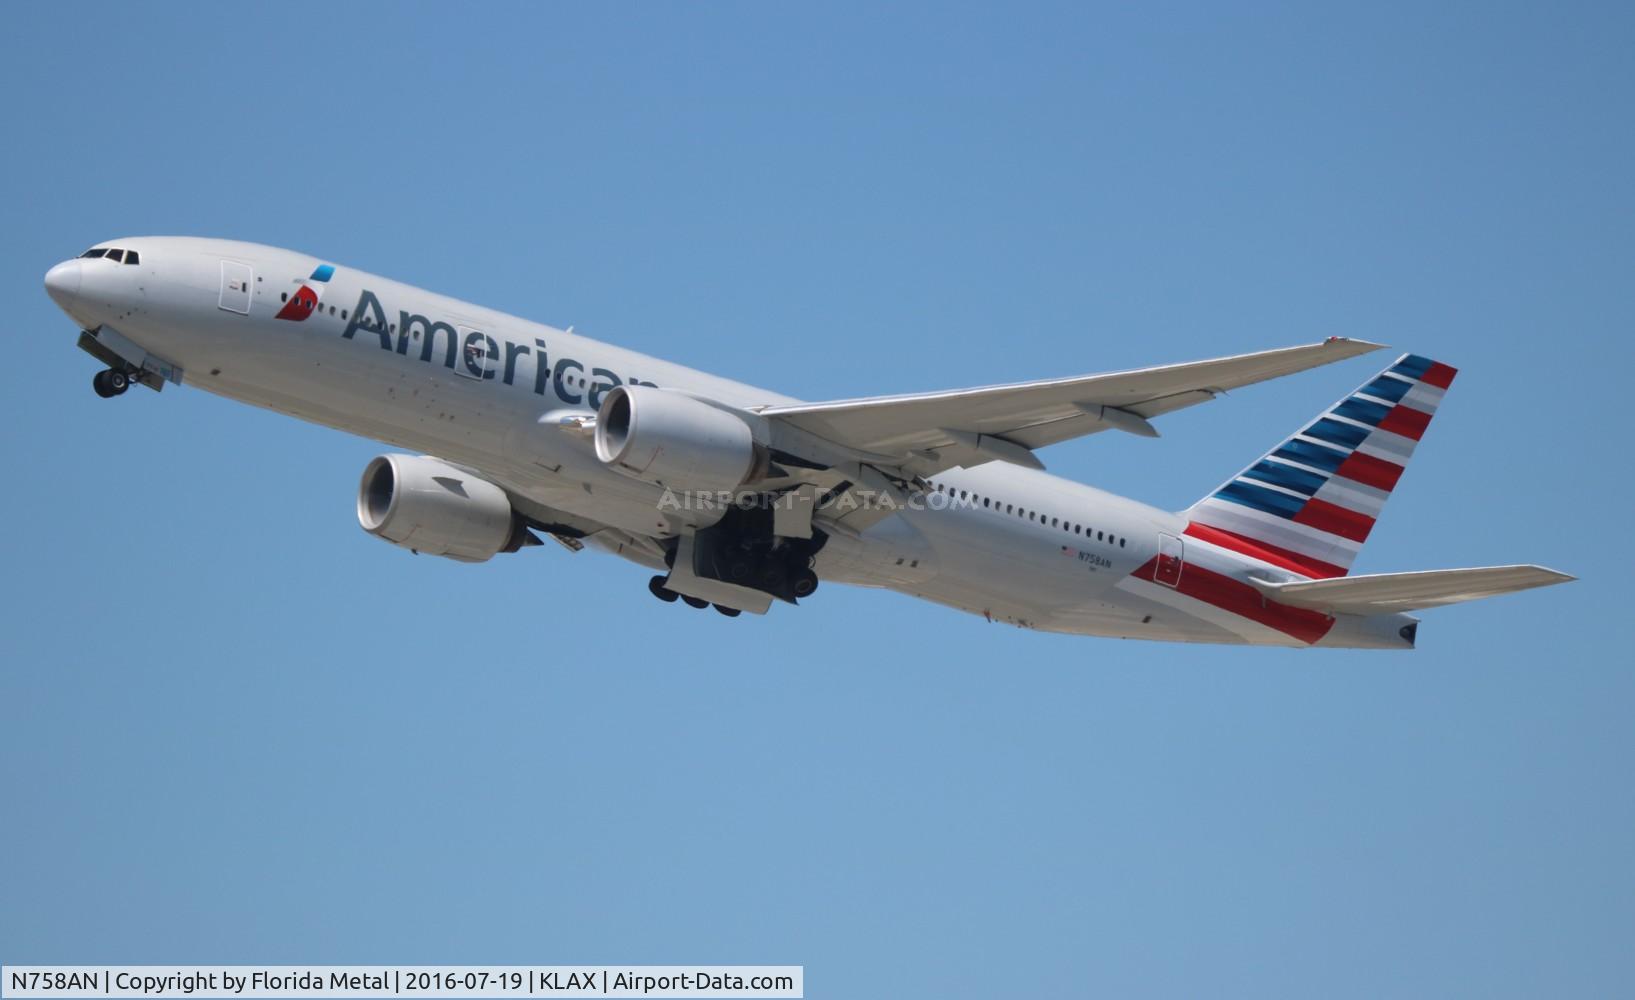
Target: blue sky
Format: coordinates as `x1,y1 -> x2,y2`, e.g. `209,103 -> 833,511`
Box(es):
1,3 -> 1630,996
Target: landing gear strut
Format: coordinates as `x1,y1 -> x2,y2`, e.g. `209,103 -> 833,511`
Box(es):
92,369 -> 130,398
692,504 -> 826,604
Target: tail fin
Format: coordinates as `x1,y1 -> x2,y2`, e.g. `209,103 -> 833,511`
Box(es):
1184,353 -> 1457,578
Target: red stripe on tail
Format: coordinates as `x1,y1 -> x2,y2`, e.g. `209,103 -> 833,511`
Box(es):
1420,362 -> 1458,389
1334,451 -> 1405,492
1376,405 -> 1432,441
1293,498 -> 1376,543
1183,522 -> 1348,579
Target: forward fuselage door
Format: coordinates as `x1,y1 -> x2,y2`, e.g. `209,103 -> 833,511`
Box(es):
218,260 -> 254,315
455,324 -> 494,381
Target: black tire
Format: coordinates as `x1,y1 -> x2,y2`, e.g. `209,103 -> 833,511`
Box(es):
713,604 -> 742,618
107,370 -> 129,393
92,371 -> 116,398
681,595 -> 710,610
648,575 -> 679,603
790,570 -> 819,599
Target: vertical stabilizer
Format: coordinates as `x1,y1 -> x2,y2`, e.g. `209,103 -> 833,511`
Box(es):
1184,353 -> 1456,578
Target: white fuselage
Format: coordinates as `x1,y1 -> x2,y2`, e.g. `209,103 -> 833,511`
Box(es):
45,237 -> 1413,649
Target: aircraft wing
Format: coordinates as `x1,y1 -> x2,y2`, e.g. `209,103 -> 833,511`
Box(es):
1247,565 -> 1576,614
757,338 -> 1385,476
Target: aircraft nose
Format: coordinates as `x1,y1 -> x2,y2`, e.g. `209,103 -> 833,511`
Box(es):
44,259 -> 82,308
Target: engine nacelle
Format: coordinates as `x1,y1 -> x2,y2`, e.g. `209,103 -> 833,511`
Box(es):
356,454 -> 535,563
594,385 -> 766,493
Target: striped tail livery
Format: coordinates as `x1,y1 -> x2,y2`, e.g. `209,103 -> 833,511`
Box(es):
1184,353 -> 1456,579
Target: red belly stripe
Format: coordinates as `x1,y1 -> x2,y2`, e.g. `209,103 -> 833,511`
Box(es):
1134,557 -> 1335,644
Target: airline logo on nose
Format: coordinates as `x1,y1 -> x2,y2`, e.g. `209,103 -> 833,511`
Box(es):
275,264 -> 335,321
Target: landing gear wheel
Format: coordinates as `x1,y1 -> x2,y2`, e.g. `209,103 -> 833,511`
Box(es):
713,604 -> 742,618
681,595 -> 710,610
647,575 -> 679,603
790,570 -> 819,599
92,369 -> 129,398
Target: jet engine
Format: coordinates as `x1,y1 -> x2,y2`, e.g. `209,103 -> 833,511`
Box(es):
356,454 -> 538,563
593,385 -> 767,493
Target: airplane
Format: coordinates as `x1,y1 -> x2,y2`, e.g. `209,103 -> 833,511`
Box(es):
43,237 -> 1572,648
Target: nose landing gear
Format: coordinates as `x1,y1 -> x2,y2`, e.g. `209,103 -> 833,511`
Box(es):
91,369 -> 130,398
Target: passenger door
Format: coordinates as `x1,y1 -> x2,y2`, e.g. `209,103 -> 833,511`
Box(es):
455,324 -> 491,380
1155,533 -> 1184,588
218,260 -> 253,314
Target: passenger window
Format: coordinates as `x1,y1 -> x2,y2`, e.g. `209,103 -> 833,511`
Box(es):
1097,531 -> 1104,541
280,292 -> 288,302
1075,525 -> 1082,534
125,251 -> 140,265
341,310 -> 347,319
1120,538 -> 1126,548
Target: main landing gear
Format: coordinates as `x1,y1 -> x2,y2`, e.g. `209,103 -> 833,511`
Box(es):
648,575 -> 742,618
91,368 -> 131,398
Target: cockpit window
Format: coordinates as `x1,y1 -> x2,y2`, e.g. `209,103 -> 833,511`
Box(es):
78,246 -> 140,263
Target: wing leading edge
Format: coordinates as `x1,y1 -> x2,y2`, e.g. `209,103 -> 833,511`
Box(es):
758,338 -> 1386,476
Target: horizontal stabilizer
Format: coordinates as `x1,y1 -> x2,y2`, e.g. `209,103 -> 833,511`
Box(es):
1248,565 -> 1575,614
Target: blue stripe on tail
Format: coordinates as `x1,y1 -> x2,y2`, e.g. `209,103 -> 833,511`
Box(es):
1215,480 -> 1305,519
1241,460 -> 1327,496
1272,439 -> 1348,473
